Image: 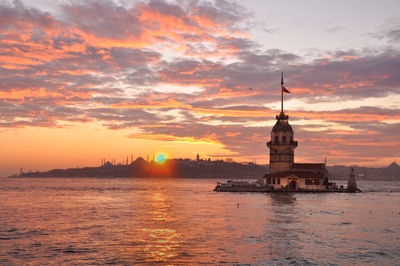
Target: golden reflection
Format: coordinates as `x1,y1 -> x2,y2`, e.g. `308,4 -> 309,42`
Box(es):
149,192 -> 175,222
139,191 -> 182,262
142,228 -> 181,261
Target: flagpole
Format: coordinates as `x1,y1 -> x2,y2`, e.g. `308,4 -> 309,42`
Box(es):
281,72 -> 284,113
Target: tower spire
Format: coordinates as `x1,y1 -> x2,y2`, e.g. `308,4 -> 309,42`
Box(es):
281,72 -> 284,114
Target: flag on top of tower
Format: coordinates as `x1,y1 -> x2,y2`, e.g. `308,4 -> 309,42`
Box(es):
282,86 -> 290,93
280,72 -> 291,93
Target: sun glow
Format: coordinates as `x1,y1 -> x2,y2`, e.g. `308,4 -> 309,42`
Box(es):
156,153 -> 166,163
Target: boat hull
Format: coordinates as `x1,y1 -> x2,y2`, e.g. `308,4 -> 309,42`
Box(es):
214,186 -> 273,192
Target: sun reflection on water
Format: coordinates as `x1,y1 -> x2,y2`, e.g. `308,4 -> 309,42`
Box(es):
139,191 -> 182,262
142,228 -> 181,260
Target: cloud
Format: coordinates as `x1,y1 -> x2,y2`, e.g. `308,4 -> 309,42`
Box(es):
324,26 -> 346,34
374,17 -> 400,44
0,0 -> 56,32
1,0 -> 400,166
387,28 -> 400,43
294,121 -> 400,165
59,0 -> 249,54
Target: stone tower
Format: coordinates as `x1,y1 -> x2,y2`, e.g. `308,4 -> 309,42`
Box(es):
267,112 -> 298,173
267,73 -> 297,173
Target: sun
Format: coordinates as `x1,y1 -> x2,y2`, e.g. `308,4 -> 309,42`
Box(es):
155,153 -> 166,163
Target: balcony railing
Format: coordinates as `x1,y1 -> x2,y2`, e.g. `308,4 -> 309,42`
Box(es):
267,140 -> 298,146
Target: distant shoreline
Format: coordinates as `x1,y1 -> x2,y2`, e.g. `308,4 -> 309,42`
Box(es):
9,158 -> 399,181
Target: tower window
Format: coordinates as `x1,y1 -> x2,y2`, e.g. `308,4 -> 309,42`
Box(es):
282,136 -> 287,143
290,136 -> 293,142
275,136 -> 278,143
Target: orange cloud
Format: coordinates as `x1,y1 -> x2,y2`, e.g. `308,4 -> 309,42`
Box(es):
225,131 -> 242,137
139,124 -> 184,129
295,111 -> 400,122
215,87 -> 264,98
338,81 -> 375,89
193,107 -> 268,117
342,55 -> 357,59
290,87 -> 315,95
72,28 -> 151,49
56,69 -> 97,75
0,30 -> 86,63
326,130 -> 379,135
110,98 -> 400,123
0,87 -> 109,104
110,98 -> 193,110
0,88 -> 65,101
0,55 -> 42,66
0,64 -> 30,70
309,137 -> 400,147
129,133 -> 222,146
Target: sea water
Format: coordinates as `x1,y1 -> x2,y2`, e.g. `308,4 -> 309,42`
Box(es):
0,177 -> 399,264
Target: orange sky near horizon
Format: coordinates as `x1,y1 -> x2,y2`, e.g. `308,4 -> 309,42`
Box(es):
0,123 -> 229,175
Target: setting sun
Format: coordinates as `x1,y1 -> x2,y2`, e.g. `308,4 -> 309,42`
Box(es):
155,153 -> 166,163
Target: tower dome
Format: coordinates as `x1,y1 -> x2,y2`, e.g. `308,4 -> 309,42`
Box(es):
272,112 -> 293,133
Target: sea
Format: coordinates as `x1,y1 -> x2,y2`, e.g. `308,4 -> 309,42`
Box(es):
0,177 -> 399,265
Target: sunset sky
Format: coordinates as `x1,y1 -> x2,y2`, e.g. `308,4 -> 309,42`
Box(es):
1,0 -> 400,176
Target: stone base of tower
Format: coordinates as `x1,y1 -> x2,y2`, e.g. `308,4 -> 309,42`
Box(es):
268,162 -> 292,173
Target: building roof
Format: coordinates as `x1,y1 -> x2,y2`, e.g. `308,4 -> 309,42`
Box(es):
292,163 -> 325,169
263,171 -> 323,179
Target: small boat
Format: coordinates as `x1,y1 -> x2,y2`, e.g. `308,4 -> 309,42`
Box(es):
214,179 -> 273,192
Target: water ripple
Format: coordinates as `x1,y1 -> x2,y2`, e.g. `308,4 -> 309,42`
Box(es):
0,178 -> 399,264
